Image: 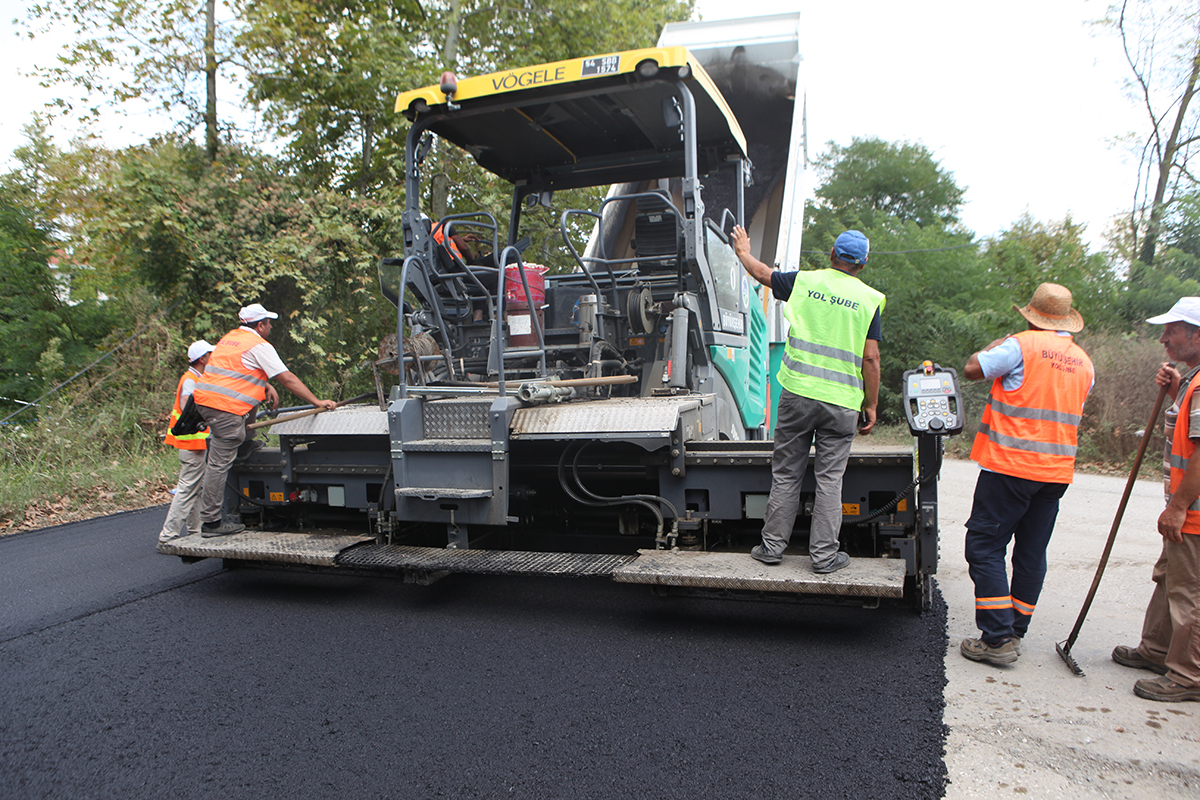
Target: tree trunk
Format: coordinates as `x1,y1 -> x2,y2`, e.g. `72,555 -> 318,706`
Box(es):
358,113 -> 375,193
1139,52 -> 1200,266
204,0 -> 218,163
444,0 -> 461,68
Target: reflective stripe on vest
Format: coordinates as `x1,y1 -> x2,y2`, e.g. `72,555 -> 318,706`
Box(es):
776,268 -> 884,411
193,328 -> 270,415
163,368 -> 209,450
970,330 -> 1093,483
1166,376 -> 1200,530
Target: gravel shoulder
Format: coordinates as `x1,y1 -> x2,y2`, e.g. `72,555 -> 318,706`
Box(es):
938,458 -> 1200,798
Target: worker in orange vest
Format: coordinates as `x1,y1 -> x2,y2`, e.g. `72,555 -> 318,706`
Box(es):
192,303 -> 336,537
960,283 -> 1094,666
1112,297 -> 1200,702
158,339 -> 216,543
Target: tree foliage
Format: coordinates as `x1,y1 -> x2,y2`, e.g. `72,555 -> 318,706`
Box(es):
23,0 -> 235,160
1102,0 -> 1200,268
809,138 -> 965,230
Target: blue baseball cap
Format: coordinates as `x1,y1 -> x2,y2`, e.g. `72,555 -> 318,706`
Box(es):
833,230 -> 869,266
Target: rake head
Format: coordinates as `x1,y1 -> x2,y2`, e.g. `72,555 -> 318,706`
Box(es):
1056,640 -> 1085,676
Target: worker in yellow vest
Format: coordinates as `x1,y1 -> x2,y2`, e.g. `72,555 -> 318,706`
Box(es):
193,303 -> 336,537
732,226 -> 884,574
158,339 -> 216,543
960,283 -> 1094,666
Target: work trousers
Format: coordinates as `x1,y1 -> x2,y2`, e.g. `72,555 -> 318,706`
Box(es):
964,470 -> 1068,645
158,447 -> 206,542
1137,533 -> 1200,688
198,405 -> 249,525
760,389 -> 858,567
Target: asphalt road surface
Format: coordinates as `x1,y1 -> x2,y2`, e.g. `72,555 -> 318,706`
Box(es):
0,506 -> 948,799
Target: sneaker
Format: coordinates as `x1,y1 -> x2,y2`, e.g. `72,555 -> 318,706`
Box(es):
1112,645 -> 1168,675
1133,675 -> 1200,702
201,520 -> 245,538
1012,635 -> 1023,656
813,551 -> 850,574
750,545 -> 782,565
960,637 -> 1019,665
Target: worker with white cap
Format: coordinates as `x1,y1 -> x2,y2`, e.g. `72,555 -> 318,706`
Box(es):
192,303 -> 336,537
158,339 -> 217,543
1112,297 -> 1200,702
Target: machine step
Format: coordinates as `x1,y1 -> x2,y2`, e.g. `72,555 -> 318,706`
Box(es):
394,487 -> 494,500
160,531 -> 907,600
157,530 -> 374,566
336,544 -> 634,576
612,549 -> 907,599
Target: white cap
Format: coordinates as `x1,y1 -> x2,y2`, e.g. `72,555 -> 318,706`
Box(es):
239,303 -> 279,324
1147,297 -> 1200,327
187,339 -> 216,362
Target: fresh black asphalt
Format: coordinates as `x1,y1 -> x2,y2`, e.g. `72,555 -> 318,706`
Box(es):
0,508 -> 948,799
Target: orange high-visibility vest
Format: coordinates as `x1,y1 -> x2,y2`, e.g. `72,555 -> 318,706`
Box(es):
971,330 -> 1093,484
1166,375 -> 1200,535
163,367 -> 209,450
432,222 -> 465,261
193,328 -> 270,415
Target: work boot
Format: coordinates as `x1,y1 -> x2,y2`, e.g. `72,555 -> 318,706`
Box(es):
1133,675 -> 1200,702
813,551 -> 850,574
1112,645 -> 1168,675
1012,636 -> 1023,656
960,637 -> 1018,665
750,545 -> 782,565
201,520 -> 245,538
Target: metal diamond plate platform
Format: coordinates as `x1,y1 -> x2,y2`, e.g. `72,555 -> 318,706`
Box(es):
269,404 -> 388,436
510,396 -> 703,438
157,530 -> 374,566
336,544 -> 635,576
612,549 -> 907,598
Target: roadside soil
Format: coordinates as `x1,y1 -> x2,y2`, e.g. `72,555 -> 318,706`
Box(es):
0,479 -> 173,536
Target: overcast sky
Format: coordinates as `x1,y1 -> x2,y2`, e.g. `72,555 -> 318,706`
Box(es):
2,0 -> 1143,246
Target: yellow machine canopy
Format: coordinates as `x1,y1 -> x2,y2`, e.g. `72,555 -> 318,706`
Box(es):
396,46 -> 750,190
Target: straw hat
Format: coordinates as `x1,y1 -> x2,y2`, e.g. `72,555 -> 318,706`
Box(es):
1013,283 -> 1084,333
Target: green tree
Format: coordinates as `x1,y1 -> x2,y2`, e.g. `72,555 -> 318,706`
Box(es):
24,0 -> 236,161
53,138 -> 402,397
808,137 -> 965,231
236,0 -> 692,194
1101,0 -> 1200,268
982,214 -> 1124,332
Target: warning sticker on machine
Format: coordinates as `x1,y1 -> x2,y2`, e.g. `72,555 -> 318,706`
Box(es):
581,55 -> 620,77
509,314 -> 532,335
842,503 -> 860,515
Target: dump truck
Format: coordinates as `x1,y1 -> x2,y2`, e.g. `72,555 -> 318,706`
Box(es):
159,13 -> 959,609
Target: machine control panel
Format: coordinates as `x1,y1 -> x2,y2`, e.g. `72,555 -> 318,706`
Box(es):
902,361 -> 963,436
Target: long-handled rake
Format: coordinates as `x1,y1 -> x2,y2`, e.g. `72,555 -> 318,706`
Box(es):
1056,381 -> 1169,676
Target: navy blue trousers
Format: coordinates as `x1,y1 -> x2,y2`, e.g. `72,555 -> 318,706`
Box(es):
964,470 -> 1069,645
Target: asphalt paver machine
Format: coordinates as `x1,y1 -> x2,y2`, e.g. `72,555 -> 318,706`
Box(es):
160,14 -> 956,609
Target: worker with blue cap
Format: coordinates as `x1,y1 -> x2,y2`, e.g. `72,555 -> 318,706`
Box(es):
731,226 -> 884,574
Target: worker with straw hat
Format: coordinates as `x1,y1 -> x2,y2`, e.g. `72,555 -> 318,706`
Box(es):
959,283 -> 1094,666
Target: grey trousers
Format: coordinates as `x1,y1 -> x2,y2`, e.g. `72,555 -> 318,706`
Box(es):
158,447 -> 206,541
198,404 -> 248,524
760,389 -> 858,566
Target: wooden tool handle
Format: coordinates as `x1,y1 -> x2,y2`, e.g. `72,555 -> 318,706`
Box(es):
246,392 -> 374,430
